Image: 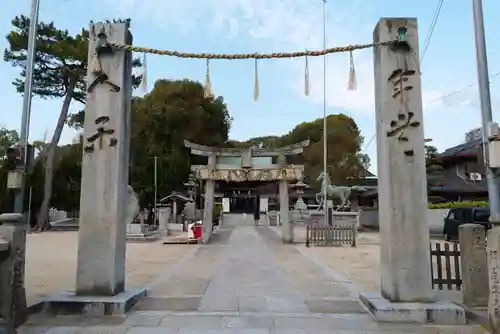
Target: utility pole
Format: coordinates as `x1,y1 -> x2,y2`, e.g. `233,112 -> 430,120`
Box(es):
472,0 -> 500,330
154,156 -> 158,227
322,0 -> 328,221
14,0 -> 40,216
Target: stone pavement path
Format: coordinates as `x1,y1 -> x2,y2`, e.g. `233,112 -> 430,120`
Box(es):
19,223 -> 487,333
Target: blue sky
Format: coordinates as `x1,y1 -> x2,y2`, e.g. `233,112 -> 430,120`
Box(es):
1,0 -> 500,174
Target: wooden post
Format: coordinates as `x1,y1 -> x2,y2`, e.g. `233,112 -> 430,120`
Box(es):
76,21 -> 133,296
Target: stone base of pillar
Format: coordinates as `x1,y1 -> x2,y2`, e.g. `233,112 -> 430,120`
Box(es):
359,292 -> 466,324
42,288 -> 147,316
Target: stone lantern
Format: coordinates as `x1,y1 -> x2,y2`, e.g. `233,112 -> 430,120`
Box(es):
291,180 -> 308,210
291,181 -> 308,223
184,173 -> 197,201
183,173 -> 198,227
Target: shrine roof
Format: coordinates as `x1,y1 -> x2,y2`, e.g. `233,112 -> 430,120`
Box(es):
184,140 -> 310,156
158,192 -> 191,203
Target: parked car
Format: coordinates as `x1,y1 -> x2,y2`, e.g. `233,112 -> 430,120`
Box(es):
442,207 -> 490,241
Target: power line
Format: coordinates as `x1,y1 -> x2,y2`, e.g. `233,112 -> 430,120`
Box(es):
361,133 -> 376,153
362,70 -> 500,153
429,70 -> 500,104
420,0 -> 444,63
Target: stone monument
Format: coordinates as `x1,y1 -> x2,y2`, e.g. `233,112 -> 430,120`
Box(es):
126,185 -> 140,224
44,21 -> 146,315
359,18 -> 465,324
0,213 -> 27,330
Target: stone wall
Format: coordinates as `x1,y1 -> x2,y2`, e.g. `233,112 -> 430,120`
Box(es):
359,208 -> 449,233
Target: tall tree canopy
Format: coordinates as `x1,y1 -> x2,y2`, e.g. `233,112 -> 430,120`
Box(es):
4,16 -> 141,229
131,79 -> 232,205
229,114 -> 370,186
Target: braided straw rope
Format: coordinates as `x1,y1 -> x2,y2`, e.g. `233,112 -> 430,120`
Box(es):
109,41 -> 393,59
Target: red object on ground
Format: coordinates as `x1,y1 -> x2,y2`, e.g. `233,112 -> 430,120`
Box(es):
191,224 -> 203,240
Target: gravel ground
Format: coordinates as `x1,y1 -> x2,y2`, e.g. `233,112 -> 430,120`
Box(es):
24,231 -> 197,306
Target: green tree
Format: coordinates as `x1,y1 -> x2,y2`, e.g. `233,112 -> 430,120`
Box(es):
51,143 -> 82,212
268,114 -> 369,187
425,145 -> 443,188
0,126 -> 19,160
4,16 -> 141,230
227,114 -> 369,189
425,144 -> 439,162
0,127 -> 20,213
130,79 -> 232,205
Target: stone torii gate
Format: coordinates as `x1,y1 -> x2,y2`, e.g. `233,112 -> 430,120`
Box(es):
184,140 -> 310,244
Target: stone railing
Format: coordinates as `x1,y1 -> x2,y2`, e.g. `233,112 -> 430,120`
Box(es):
0,213 -> 27,331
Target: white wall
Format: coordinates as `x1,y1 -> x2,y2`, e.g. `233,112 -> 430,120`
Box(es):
359,208 -> 450,234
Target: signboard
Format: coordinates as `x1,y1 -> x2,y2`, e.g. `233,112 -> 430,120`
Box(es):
222,197 -> 230,213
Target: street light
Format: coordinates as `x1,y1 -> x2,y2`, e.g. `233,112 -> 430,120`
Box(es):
14,0 -> 41,216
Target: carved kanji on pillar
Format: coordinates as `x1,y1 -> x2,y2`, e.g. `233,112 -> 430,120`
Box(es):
84,116 -> 118,153
386,67 -> 420,157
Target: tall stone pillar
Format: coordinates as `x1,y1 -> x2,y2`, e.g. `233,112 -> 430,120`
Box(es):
372,17 -> 432,303
360,18 -> 465,325
279,180 -> 292,243
173,200 -> 178,224
202,153 -> 216,243
76,21 -> 132,296
278,154 -> 293,243
360,18 -> 467,324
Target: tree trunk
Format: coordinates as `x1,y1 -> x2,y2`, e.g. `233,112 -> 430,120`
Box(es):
36,80 -> 77,231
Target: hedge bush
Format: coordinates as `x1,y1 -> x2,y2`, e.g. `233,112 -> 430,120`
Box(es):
361,200 -> 489,211
428,201 -> 489,209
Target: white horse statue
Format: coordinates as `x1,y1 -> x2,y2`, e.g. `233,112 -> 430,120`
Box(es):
315,172 -> 366,211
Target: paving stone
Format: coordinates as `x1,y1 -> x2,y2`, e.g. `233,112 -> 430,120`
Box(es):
17,327 -> 50,334
272,314 -> 377,331
122,312 -> 162,326
22,224 -> 486,333
135,297 -> 201,311
159,315 -> 224,329
222,315 -> 273,328
78,326 -> 128,334
238,296 -> 268,312
177,330 -> 270,334
23,316 -> 124,327
44,328 -> 80,334
199,226 -> 308,313
305,299 -> 365,314
270,330 -> 378,334
265,296 -> 308,313
125,328 -> 178,334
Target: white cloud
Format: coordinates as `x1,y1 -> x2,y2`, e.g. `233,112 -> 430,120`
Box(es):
100,0 -> 381,110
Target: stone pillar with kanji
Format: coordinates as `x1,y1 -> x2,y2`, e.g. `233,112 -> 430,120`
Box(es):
372,18 -> 433,302
76,21 -> 133,296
